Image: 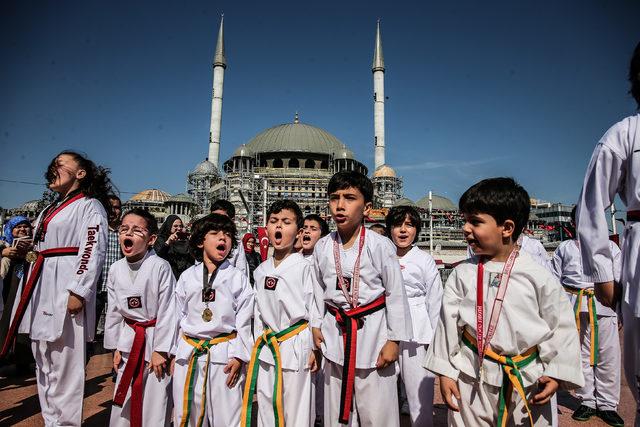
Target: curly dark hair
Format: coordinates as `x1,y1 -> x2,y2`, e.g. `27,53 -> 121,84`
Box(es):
45,150 -> 116,215
189,213 -> 238,262
630,41 -> 640,109
386,205 -> 422,243
121,208 -> 159,235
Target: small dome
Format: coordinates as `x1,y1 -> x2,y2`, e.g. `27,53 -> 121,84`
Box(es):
167,193 -> 196,204
416,193 -> 457,211
392,197 -> 415,207
373,164 -> 397,178
20,200 -> 41,210
130,189 -> 171,203
232,144 -> 253,158
191,159 -> 218,175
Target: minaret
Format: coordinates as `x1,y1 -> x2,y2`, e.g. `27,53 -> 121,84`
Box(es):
208,15 -> 226,169
372,19 -> 385,171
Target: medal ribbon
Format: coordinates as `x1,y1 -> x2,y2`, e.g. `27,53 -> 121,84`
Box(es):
462,329 -> 537,427
0,247 -> 79,359
326,294 -> 386,424
564,286 -> 599,366
333,226 -> 366,308
476,246 -> 520,369
33,192 -> 85,244
202,263 -> 219,318
241,320 -> 309,427
180,332 -> 237,427
113,317 -> 157,427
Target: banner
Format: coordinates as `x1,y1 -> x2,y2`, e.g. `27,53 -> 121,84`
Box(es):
257,227 -> 269,261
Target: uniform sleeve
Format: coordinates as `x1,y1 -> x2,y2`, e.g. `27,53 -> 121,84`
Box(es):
535,273 -> 584,389
376,239 -> 412,341
229,273 -> 255,363
171,275 -> 187,356
610,241 -> 622,284
424,257 -> 443,334
576,139 -> 627,282
310,250 -> 326,329
533,240 -> 551,271
152,263 -> 176,353
66,208 -> 108,299
103,267 -> 122,350
424,268 -> 463,379
550,246 -> 564,282
234,247 -> 249,278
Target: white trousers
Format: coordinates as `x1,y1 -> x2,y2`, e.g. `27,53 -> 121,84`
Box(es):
449,372 -> 553,427
109,352 -> 172,426
575,313 -> 621,411
172,358 -> 245,427
398,342 -> 434,426
32,314 -> 86,427
256,360 -> 314,427
324,360 -> 400,427
622,303 -> 640,426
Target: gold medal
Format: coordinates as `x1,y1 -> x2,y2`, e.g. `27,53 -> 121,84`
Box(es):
202,307 -> 213,322
25,250 -> 39,263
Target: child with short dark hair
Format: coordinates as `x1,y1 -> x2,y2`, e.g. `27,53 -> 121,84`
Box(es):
425,177 -> 583,426
301,214 -> 329,259
311,171 -> 412,426
172,213 -> 254,426
242,200 -> 319,426
210,199 -> 249,276
386,205 -> 442,426
105,208 -> 175,427
368,223 -> 386,236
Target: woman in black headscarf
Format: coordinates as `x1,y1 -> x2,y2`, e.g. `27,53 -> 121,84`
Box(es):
153,215 -> 194,279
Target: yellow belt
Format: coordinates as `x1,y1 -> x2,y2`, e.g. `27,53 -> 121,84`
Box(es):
564,286 -> 599,366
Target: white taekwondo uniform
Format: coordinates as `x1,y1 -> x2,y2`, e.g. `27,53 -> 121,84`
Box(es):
229,243 -> 249,277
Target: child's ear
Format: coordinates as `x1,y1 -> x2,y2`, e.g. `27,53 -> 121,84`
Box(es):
148,234 -> 157,247
501,220 -> 516,239
363,201 -> 373,217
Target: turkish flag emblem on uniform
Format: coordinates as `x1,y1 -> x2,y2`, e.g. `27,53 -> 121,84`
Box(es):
257,227 -> 269,261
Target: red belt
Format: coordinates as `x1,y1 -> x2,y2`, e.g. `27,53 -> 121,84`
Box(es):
113,317 -> 157,427
0,247 -> 79,359
326,295 -> 386,424
628,210 -> 640,222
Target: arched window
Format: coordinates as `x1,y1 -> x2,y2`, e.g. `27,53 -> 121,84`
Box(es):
321,159 -> 329,169
289,158 -> 300,168
273,158 -> 283,168
305,159 -> 315,169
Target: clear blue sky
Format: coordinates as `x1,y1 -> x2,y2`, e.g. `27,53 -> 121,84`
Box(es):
2,1 -> 639,209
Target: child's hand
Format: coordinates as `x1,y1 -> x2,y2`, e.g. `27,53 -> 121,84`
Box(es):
307,349 -> 322,373
148,351 -> 168,380
113,350 -> 122,373
531,376 -> 558,405
170,357 -> 176,376
375,340 -> 399,369
440,375 -> 461,412
67,292 -> 84,315
224,358 -> 243,388
312,327 -> 324,349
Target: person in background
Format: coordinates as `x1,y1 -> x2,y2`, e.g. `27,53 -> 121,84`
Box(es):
210,199 -> 249,277
154,215 -> 194,280
242,233 -> 261,286
300,214 -> 329,260
369,223 -> 386,236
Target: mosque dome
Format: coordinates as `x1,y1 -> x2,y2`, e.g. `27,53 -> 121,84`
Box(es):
20,200 -> 41,211
166,193 -> 196,204
415,194 -> 457,211
373,164 -> 397,178
244,119 -> 354,159
233,144 -> 253,158
392,197 -> 415,207
130,189 -> 171,203
191,159 -> 218,175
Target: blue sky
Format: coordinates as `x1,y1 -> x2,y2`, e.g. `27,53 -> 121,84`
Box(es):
1,1 -> 639,209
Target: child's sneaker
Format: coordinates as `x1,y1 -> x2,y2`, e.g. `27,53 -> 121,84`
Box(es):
571,405 -> 596,421
596,410 -> 624,427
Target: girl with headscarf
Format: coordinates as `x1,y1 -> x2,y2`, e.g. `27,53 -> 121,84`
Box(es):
242,233 -> 262,286
154,215 -> 194,279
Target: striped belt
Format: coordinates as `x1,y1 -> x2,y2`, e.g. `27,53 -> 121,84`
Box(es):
0,247 -> 79,359
327,295 -> 386,425
113,317 -> 157,427
241,319 -> 308,427
628,210 -> 640,222
180,332 -> 237,427
564,285 -> 599,366
462,329 -> 538,427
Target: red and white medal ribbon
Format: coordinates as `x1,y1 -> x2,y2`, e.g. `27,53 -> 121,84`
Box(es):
333,226 -> 366,308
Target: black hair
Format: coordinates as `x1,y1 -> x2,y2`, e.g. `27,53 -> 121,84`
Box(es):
459,177 -> 530,242
304,214 -> 330,236
386,205 -> 422,243
189,213 -> 237,262
369,223 -> 387,234
108,194 -> 122,204
122,208 -> 158,235
46,150 -> 115,215
267,200 -> 304,229
630,41 -> 640,109
570,205 -> 577,224
210,199 -> 236,218
327,171 -> 373,203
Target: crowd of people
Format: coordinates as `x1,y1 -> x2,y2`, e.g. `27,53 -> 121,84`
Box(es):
0,42 -> 638,427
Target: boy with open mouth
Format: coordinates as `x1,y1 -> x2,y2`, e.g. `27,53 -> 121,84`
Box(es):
300,214 -> 329,260
105,208 -> 175,427
172,213 -> 254,426
241,200 -> 320,426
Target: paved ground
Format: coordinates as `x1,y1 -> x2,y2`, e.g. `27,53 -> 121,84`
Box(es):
0,342 -> 635,426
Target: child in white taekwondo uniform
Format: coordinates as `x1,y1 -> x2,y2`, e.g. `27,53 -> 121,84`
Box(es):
210,199 -> 249,276
104,209 -> 175,427
425,178 -> 583,427
551,207 -> 623,425
242,201 -> 320,427
386,205 -> 443,427
576,41 -> 640,427
469,233 -> 550,270
0,151 -> 109,426
172,213 -> 254,427
311,171 -> 412,426
301,214 -> 330,260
